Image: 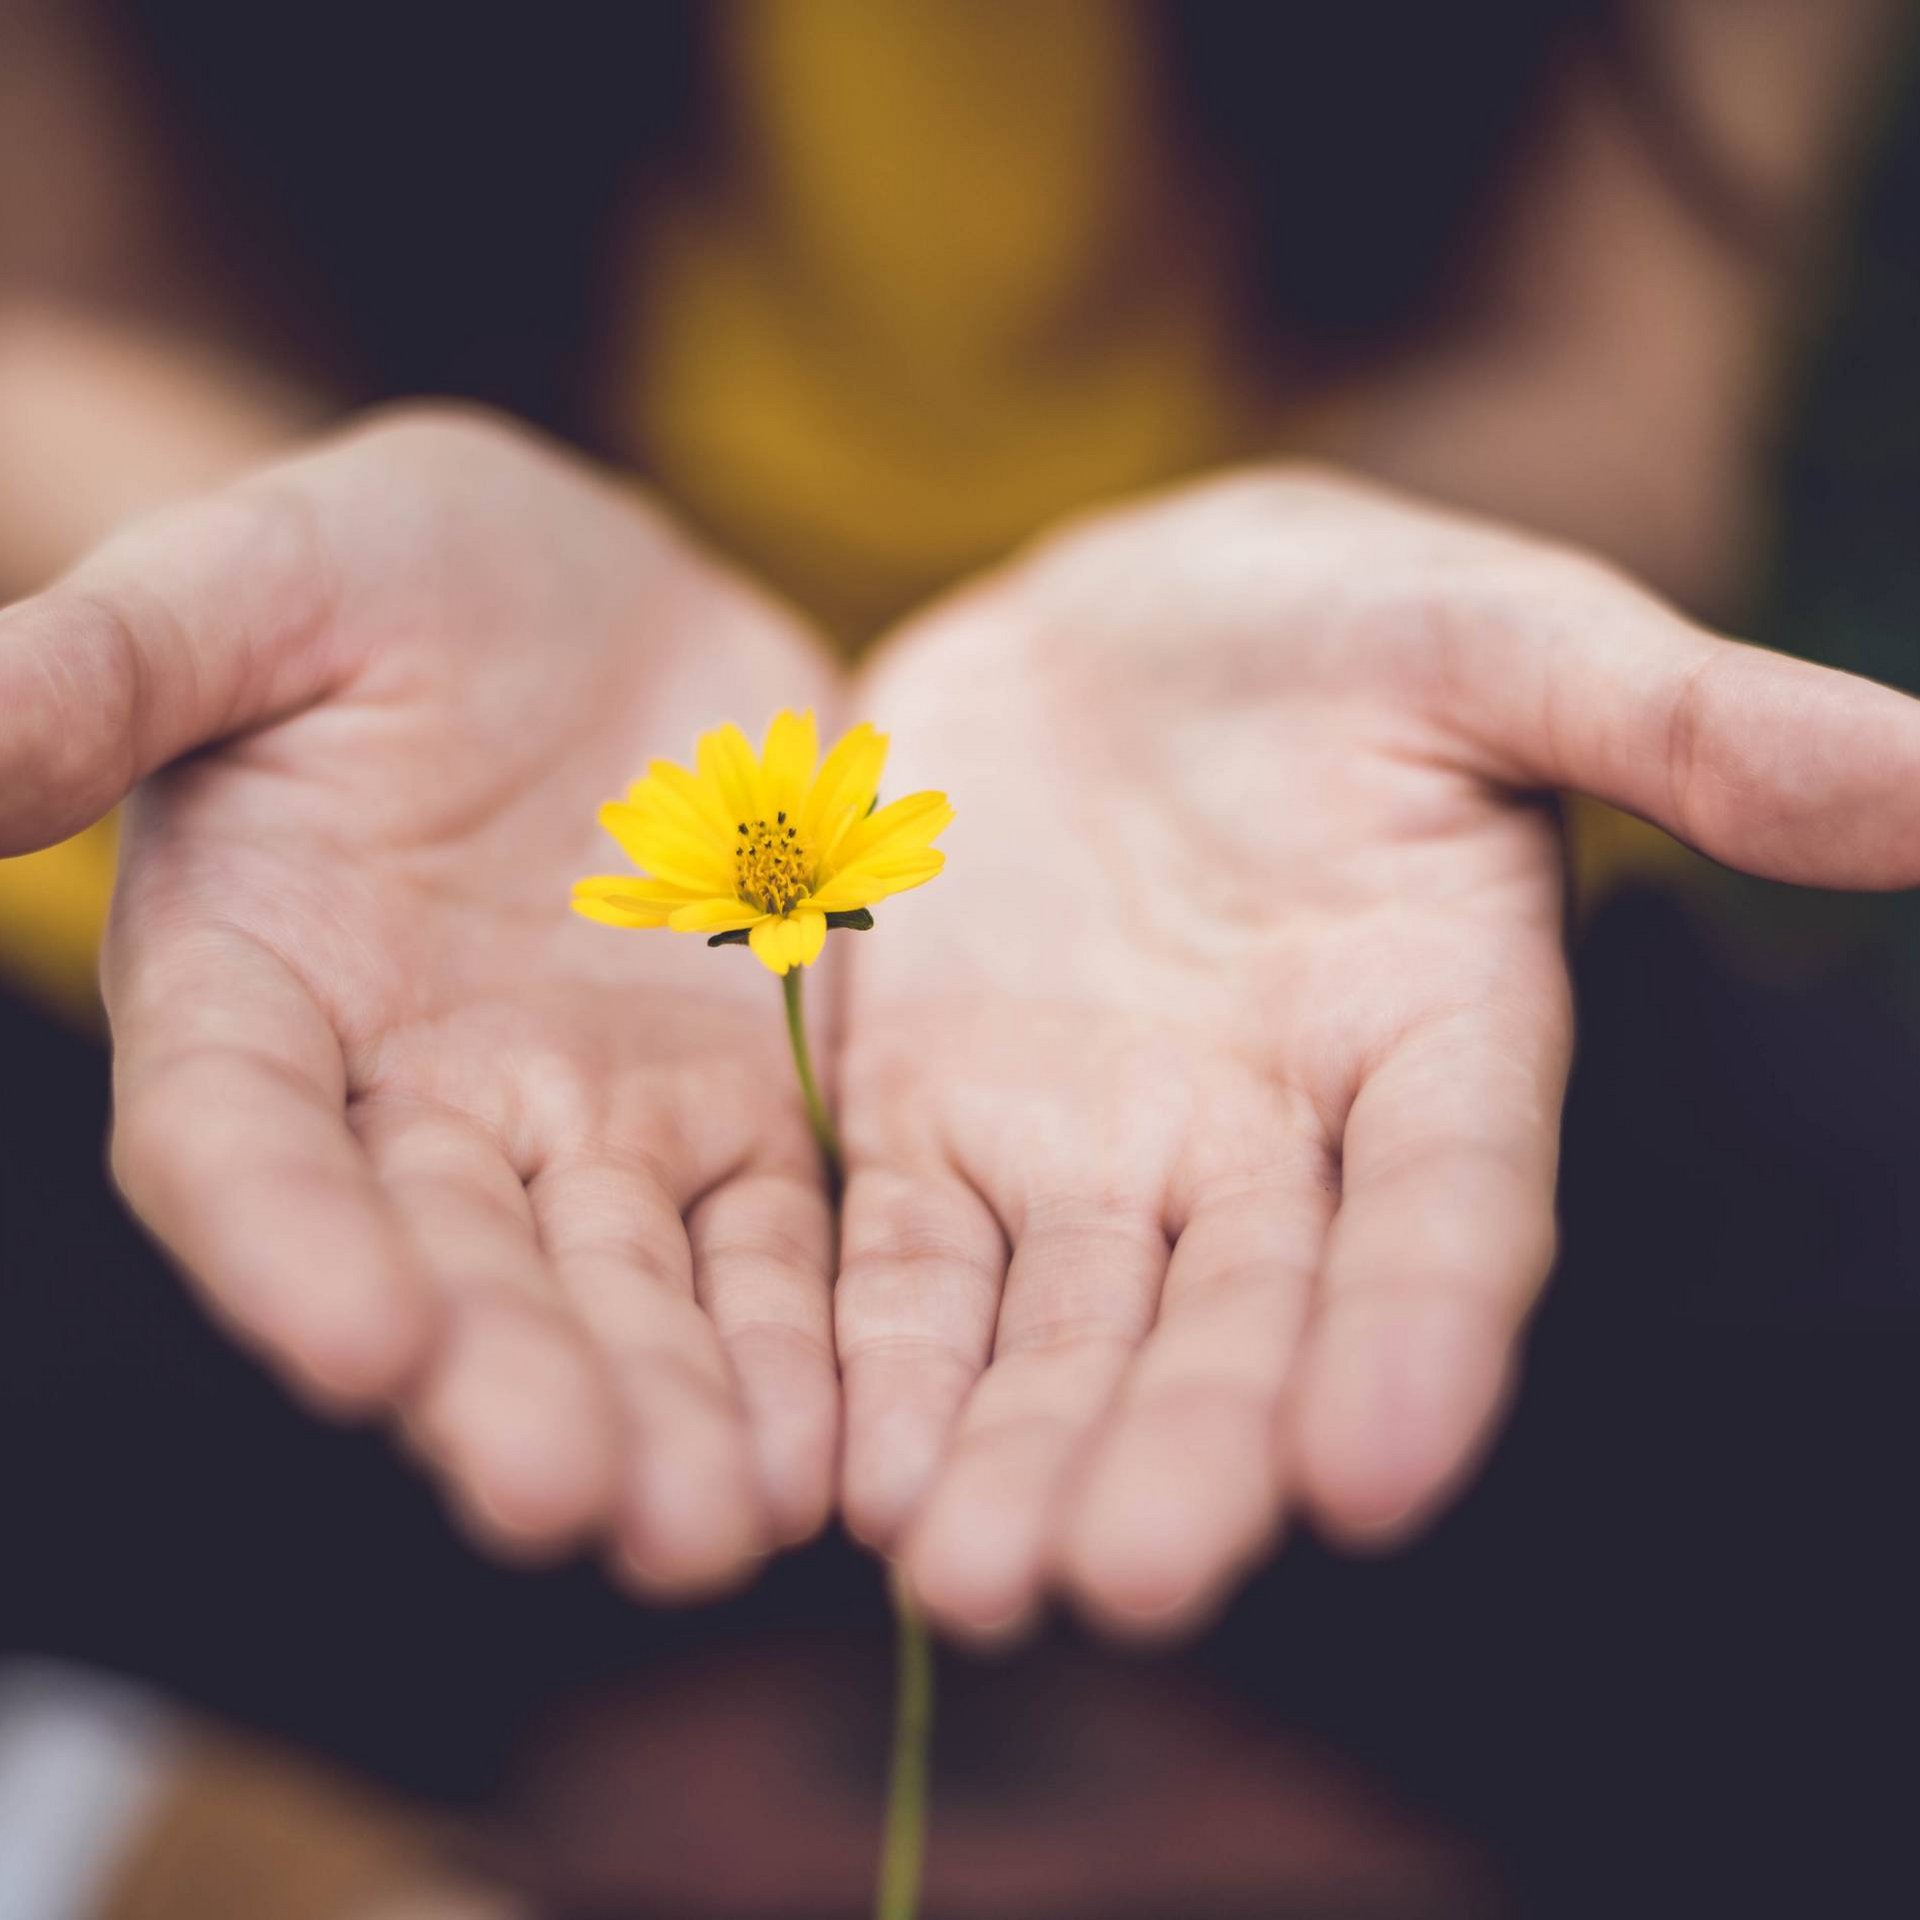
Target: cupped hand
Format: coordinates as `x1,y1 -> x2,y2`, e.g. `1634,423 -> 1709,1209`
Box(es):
0,409 -> 844,1594
832,468 -> 1920,1641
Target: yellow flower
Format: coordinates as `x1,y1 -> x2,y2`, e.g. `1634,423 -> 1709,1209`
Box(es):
572,711 -> 953,975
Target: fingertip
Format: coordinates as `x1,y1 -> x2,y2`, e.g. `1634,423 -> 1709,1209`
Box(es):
900,1500 -> 1046,1650
724,1327 -> 839,1549
839,1350 -> 977,1552
276,1262 -> 442,1416
1059,1498 -> 1198,1629
200,1214 -> 442,1421
608,1521 -> 770,1607
1061,1564 -> 1238,1648
1681,653 -> 1920,891
0,590 -> 134,855
1058,1440 -> 1282,1646
606,1539 -> 769,1609
899,1553 -> 1043,1654
756,1411 -> 836,1551
1295,1298 -> 1513,1551
613,1415 -> 772,1601
839,1408 -> 944,1555
407,1299 -> 619,1556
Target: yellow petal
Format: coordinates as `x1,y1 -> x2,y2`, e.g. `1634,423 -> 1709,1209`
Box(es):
791,906 -> 829,967
748,909 -> 828,974
571,882 -> 678,928
599,802 -> 734,893
697,722 -> 767,830
627,758 -> 734,840
801,723 -> 888,848
667,897 -> 769,934
807,850 -> 944,913
574,873 -> 706,907
760,709 -> 819,821
823,790 -> 954,874
798,871 -> 882,915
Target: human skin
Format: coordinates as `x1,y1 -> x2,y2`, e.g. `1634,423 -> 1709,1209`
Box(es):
832,467 -> 1920,1640
0,410 -> 847,1596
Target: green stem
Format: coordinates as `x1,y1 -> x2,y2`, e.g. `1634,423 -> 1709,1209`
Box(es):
876,1575 -> 935,1920
774,969 -> 934,1920
781,968 -> 843,1184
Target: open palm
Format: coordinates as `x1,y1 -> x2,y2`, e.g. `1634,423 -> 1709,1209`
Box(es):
2,411 -> 843,1593
834,470 -> 1920,1639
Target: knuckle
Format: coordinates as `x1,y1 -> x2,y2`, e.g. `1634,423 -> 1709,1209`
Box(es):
838,1327 -> 976,1378
1662,651 -> 1724,846
845,1174 -> 995,1273
722,1315 -> 836,1378
703,1212 -> 823,1284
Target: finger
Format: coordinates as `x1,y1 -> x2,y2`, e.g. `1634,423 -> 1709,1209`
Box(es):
686,1161 -> 838,1547
1058,1147 -> 1334,1638
354,1102 -> 621,1558
901,1200 -> 1169,1642
106,924 -> 438,1411
835,1164 -> 1010,1551
1294,984 -> 1570,1549
0,475 -> 343,854
529,1153 -> 770,1598
1449,554 -> 1920,888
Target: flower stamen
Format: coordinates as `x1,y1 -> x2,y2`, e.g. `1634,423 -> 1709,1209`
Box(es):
734,817 -> 815,916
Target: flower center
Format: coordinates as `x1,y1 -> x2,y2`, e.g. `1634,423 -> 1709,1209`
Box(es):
735,811 -> 814,916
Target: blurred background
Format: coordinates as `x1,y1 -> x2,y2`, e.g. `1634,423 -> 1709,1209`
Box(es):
2,4 -> 1918,1915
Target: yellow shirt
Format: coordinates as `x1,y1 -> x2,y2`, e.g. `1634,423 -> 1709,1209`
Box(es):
621,0 -> 1250,648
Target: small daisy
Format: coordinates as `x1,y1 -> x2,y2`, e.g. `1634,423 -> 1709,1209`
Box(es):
573,710 -> 952,975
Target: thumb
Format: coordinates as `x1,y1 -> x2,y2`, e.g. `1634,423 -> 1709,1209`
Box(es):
0,478 -> 342,855
1447,555 -> 1920,891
